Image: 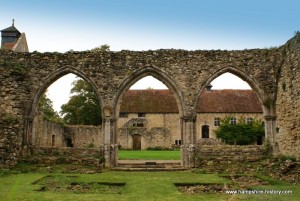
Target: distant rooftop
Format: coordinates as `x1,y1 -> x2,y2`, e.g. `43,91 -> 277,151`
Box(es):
120,89 -> 262,113
1,19 -> 28,52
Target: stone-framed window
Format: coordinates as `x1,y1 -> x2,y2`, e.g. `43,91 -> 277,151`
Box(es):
136,123 -> 144,127
230,117 -> 237,125
119,112 -> 128,118
175,139 -> 181,146
214,117 -> 220,126
138,113 -> 145,117
246,117 -> 253,124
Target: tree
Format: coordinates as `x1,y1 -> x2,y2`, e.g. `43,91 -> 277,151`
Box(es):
214,116 -> 264,145
91,44 -> 110,52
39,92 -> 62,122
60,78 -> 102,126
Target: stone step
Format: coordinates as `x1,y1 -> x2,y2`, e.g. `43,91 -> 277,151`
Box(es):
114,160 -> 184,171
111,167 -> 188,171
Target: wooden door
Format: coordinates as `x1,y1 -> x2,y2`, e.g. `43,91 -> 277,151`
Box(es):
132,134 -> 141,150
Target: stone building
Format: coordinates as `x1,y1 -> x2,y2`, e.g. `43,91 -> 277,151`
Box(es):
31,87 -> 263,150
118,87 -> 263,149
1,20 -> 29,52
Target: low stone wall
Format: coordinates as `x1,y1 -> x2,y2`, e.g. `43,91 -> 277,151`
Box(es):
32,112 -> 103,148
20,146 -> 103,167
195,145 -> 267,166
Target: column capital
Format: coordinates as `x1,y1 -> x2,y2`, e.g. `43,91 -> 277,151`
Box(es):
265,115 -> 277,121
103,117 -> 116,123
181,115 -> 197,122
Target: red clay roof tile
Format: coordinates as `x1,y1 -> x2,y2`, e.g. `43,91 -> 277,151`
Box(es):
120,89 -> 262,113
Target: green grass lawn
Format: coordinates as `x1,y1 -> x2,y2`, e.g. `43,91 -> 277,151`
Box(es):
1,164 -> 300,201
118,150 -> 180,160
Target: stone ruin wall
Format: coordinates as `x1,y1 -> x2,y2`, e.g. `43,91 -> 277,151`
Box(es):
31,112 -> 103,148
20,146 -> 102,167
67,125 -> 103,148
276,33 -> 300,159
32,112 -> 65,147
1,33 -> 300,167
195,145 -> 266,166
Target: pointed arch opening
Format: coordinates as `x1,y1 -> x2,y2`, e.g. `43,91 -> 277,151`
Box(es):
114,66 -> 184,161
26,68 -> 103,148
196,68 -> 267,145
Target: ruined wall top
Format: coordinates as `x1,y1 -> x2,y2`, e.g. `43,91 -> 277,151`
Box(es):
0,44 -> 284,120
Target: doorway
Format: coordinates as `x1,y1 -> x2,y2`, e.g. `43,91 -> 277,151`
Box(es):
202,125 -> 209,138
132,134 -> 142,150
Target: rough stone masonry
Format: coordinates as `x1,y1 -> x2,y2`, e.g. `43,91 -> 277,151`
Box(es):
0,33 -> 300,168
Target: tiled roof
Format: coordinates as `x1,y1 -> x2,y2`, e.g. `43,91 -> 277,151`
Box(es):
198,90 -> 262,113
120,90 -> 178,113
120,89 -> 263,113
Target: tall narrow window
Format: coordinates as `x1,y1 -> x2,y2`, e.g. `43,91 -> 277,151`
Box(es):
230,117 -> 237,125
175,140 -> 182,145
138,113 -> 145,117
119,112 -> 128,118
51,135 -> 55,147
214,117 -> 220,126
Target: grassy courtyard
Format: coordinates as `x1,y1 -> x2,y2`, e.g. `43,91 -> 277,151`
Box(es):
118,150 -> 180,160
0,164 -> 299,201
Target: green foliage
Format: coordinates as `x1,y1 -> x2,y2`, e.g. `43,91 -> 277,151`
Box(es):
60,78 -> 102,126
87,142 -> 95,149
91,44 -> 110,52
276,154 -> 297,162
214,116 -> 264,145
39,92 -> 62,123
1,113 -> 19,125
7,62 -> 27,81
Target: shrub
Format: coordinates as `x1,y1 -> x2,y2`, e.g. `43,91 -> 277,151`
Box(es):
214,116 -> 264,145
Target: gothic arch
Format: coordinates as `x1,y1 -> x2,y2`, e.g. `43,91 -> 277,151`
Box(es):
195,66 -> 266,112
113,65 -> 185,118
24,67 -> 103,145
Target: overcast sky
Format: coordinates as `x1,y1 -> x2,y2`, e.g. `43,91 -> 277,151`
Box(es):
1,0 -> 299,112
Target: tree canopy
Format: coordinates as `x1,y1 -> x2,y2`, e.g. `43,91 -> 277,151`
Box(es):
60,78 -> 102,126
91,44 -> 110,52
39,92 -> 61,122
214,116 -> 264,145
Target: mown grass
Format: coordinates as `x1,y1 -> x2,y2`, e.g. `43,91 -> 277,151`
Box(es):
118,150 -> 180,160
0,165 -> 299,201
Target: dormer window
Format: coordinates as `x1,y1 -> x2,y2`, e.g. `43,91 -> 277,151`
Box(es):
138,113 -> 145,117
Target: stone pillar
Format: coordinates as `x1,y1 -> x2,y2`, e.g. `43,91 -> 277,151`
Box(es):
180,115 -> 197,168
102,107 -> 117,168
264,115 -> 278,155
23,116 -> 33,146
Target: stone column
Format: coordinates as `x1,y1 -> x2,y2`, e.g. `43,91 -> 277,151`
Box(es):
264,115 -> 278,155
180,115 -> 197,168
101,107 -> 117,168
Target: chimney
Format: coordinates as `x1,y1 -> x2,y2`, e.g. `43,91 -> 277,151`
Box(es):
206,84 -> 213,91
